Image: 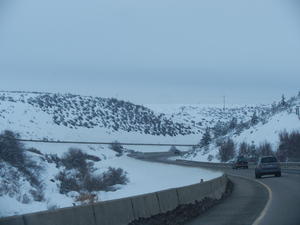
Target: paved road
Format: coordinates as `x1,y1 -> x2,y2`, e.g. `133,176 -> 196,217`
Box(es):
130,152 -> 300,225
187,176 -> 268,225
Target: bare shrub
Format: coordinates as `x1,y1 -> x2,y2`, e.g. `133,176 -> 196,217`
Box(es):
101,167 -> 128,188
277,130 -> 300,161
257,141 -> 273,156
29,189 -> 45,202
218,138 -> 235,162
0,130 -> 26,167
110,141 -> 123,156
0,130 -> 44,199
56,170 -> 81,194
21,194 -> 31,204
207,154 -> 213,161
57,147 -> 128,195
61,148 -> 88,174
83,174 -> 103,192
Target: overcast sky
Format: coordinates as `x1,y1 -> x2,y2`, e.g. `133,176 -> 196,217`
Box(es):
0,0 -> 299,105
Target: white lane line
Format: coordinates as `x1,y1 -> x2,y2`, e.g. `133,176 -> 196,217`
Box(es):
251,179 -> 272,225
227,173 -> 272,225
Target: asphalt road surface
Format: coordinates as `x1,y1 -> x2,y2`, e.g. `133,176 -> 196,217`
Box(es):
130,152 -> 300,225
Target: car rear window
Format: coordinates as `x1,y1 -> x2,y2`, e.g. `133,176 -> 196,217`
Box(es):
261,157 -> 277,163
237,156 -> 246,161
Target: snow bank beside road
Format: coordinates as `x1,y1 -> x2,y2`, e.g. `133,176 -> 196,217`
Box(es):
98,156 -> 221,201
0,148 -> 220,217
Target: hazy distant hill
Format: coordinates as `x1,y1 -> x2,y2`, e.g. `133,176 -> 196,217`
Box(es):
0,91 -> 272,142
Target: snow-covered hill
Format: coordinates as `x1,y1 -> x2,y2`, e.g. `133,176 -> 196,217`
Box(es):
0,91 -> 270,152
1,91 -> 227,217
181,95 -> 300,162
147,103 -> 270,133
0,90 -> 298,156
1,90 -> 299,217
0,91 -> 194,137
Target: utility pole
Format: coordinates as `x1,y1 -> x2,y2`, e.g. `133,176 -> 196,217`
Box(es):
223,96 -> 226,111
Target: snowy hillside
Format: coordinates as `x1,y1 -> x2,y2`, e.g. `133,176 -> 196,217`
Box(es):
0,91 -> 227,217
147,103 -> 270,133
0,91 -> 271,152
0,91 -> 200,152
0,91 -> 194,137
0,140 -> 220,217
1,90 -> 299,217
233,111 -> 300,147
181,94 -> 300,162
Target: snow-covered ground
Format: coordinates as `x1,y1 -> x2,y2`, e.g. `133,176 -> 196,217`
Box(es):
233,111 -> 300,147
1,91 -> 299,217
0,142 -> 221,218
97,156 -> 220,201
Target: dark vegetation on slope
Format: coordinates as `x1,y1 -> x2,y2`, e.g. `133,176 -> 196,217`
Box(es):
188,93 -> 300,162
0,130 -> 44,202
0,92 -> 193,136
210,94 -> 299,140
109,141 -> 124,156
56,148 -> 129,195
0,130 -> 129,205
277,130 -> 300,161
216,130 -> 300,162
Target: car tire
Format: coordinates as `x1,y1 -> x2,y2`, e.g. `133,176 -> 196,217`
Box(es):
255,173 -> 261,179
275,172 -> 281,177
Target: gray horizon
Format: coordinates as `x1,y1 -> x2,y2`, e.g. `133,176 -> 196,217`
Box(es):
0,0 -> 299,105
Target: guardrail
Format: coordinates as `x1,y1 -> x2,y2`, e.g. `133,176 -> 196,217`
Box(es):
175,159 -> 232,168
0,175 -> 228,225
279,162 -> 300,169
175,159 -> 300,170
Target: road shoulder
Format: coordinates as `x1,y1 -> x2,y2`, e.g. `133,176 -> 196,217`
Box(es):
185,175 -> 269,225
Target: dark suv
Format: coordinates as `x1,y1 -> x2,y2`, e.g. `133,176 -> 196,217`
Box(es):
255,156 -> 281,178
232,156 -> 248,169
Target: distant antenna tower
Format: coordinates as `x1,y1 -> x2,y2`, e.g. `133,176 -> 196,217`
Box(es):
223,96 -> 226,111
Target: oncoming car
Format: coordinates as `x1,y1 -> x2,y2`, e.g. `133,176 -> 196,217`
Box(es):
255,156 -> 281,178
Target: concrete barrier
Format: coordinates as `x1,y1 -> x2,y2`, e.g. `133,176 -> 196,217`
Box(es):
23,204 -> 96,225
93,197 -> 134,225
0,175 -> 228,225
131,192 -> 160,219
176,181 -> 210,205
210,177 -> 224,200
0,215 -> 25,225
155,188 -> 179,213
